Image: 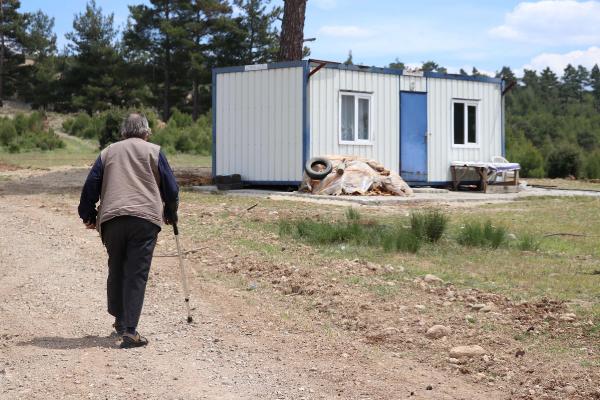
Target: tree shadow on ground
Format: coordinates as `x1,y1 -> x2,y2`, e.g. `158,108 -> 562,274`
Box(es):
16,334 -> 119,349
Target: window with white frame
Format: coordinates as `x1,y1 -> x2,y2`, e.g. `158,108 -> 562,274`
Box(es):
452,100 -> 478,146
340,92 -> 372,144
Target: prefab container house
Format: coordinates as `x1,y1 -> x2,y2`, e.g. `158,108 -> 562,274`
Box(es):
212,59 -> 505,186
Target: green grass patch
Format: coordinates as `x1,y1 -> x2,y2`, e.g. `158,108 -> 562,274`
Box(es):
279,208 -> 422,254
517,233 -> 542,251
410,210 -> 448,243
457,220 -> 507,249
181,192 -> 600,324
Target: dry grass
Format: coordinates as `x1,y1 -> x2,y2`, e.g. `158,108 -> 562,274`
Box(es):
527,178 -> 600,191
180,192 -> 600,322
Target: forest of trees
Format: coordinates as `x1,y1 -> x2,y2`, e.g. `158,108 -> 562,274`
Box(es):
1,0 -> 285,120
1,0 -> 600,178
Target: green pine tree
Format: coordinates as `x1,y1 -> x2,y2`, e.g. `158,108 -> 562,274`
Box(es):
17,10 -> 58,109
179,0 -> 231,120
0,0 -> 26,106
125,0 -> 195,120
233,0 -> 281,64
560,64 -> 580,104
421,61 -> 446,73
343,50 -> 353,65
64,0 -> 124,113
388,58 -> 404,70
591,64 -> 600,110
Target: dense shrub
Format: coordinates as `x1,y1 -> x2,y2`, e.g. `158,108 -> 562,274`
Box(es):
99,109 -> 126,149
381,228 -> 421,254
410,210 -> 448,243
62,107 -> 210,154
0,112 -> 64,152
506,134 -> 545,178
457,220 -> 507,249
279,209 -> 422,254
63,113 -> 93,138
515,144 -> 545,178
517,233 -> 541,252
546,145 -> 583,178
151,109 -> 212,155
0,119 -> 17,146
583,151 -> 600,179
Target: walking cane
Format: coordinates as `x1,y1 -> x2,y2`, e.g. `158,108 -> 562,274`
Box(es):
173,223 -> 193,323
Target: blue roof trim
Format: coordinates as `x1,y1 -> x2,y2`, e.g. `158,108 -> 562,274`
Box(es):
302,60 -> 310,174
424,71 -> 502,85
213,60 -> 305,75
406,180 -> 482,187
270,60 -> 306,69
213,65 -> 246,74
320,63 -> 403,76
317,62 -> 502,85
211,69 -> 217,178
214,60 -> 503,85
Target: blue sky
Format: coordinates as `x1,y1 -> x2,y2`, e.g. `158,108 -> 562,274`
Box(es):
21,0 -> 600,76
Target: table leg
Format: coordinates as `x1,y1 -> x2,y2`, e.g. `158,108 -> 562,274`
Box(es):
451,166 -> 458,191
476,167 -> 488,193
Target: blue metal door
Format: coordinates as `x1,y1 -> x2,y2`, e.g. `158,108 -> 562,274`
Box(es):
400,92 -> 428,182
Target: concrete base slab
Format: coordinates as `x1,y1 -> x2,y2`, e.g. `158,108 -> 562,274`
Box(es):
188,185 -> 600,206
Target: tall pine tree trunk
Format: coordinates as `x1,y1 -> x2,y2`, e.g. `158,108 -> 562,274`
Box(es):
278,0 -> 306,61
192,77 -> 199,121
162,3 -> 171,121
163,43 -> 171,121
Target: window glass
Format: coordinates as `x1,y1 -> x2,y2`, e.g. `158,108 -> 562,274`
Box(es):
453,103 -> 465,145
341,95 -> 355,141
467,105 -> 477,143
358,98 -> 369,140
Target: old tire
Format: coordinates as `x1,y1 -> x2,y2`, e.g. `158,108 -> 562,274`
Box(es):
305,157 -> 332,180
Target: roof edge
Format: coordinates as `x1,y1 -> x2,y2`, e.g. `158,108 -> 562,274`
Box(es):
213,60 -> 306,74
213,59 -> 503,85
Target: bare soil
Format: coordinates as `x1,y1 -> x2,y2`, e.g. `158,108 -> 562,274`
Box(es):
0,167 -> 598,400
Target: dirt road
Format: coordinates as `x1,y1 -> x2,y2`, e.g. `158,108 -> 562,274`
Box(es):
0,169 -> 505,399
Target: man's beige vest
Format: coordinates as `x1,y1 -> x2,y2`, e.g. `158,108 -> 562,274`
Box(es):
98,138 -> 163,229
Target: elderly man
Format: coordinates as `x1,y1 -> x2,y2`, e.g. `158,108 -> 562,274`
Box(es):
78,113 -> 179,349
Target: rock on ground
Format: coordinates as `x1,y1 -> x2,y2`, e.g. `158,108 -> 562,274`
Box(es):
425,325 -> 452,339
450,345 -> 486,358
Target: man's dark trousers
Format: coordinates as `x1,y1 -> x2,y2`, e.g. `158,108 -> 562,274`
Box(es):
102,216 -> 161,330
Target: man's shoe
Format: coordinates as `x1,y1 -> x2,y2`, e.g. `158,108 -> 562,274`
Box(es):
112,320 -> 125,336
120,332 -> 149,349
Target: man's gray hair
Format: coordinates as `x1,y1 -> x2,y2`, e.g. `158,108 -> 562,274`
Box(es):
121,113 -> 152,139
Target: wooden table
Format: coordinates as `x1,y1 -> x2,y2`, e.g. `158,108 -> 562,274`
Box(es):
450,162 -> 520,193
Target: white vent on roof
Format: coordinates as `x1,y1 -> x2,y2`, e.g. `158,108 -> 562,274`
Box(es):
245,64 -> 268,72
403,69 -> 424,77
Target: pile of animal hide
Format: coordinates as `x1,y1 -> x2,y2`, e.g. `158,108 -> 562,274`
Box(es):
299,155 -> 413,196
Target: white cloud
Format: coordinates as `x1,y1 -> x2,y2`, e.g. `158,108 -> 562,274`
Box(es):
523,46 -> 600,72
318,25 -> 374,38
489,0 -> 600,46
313,19 -> 477,58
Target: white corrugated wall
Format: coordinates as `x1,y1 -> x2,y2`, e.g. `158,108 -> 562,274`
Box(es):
308,68 -> 401,174
427,78 -> 503,182
215,67 -> 303,182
